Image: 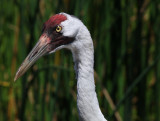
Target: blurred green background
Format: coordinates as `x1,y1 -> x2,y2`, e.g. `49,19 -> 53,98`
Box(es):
1,0 -> 160,121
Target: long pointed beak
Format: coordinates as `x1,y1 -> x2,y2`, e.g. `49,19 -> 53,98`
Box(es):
14,35 -> 50,81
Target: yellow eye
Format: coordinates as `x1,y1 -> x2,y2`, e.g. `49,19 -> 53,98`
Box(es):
56,25 -> 62,32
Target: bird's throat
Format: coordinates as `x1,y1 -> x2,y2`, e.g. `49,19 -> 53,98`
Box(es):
72,44 -> 106,121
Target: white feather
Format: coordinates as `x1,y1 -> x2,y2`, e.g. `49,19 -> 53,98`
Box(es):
56,13 -> 107,121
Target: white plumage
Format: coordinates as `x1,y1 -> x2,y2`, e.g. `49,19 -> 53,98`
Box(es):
59,13 -> 107,121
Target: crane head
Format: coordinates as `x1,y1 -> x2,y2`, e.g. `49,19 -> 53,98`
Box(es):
14,13 -> 84,81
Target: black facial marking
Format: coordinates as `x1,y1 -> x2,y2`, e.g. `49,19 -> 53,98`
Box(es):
48,36 -> 74,51
48,26 -> 57,35
41,23 -> 75,52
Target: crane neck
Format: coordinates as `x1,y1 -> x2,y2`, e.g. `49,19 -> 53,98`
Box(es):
71,26 -> 107,121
